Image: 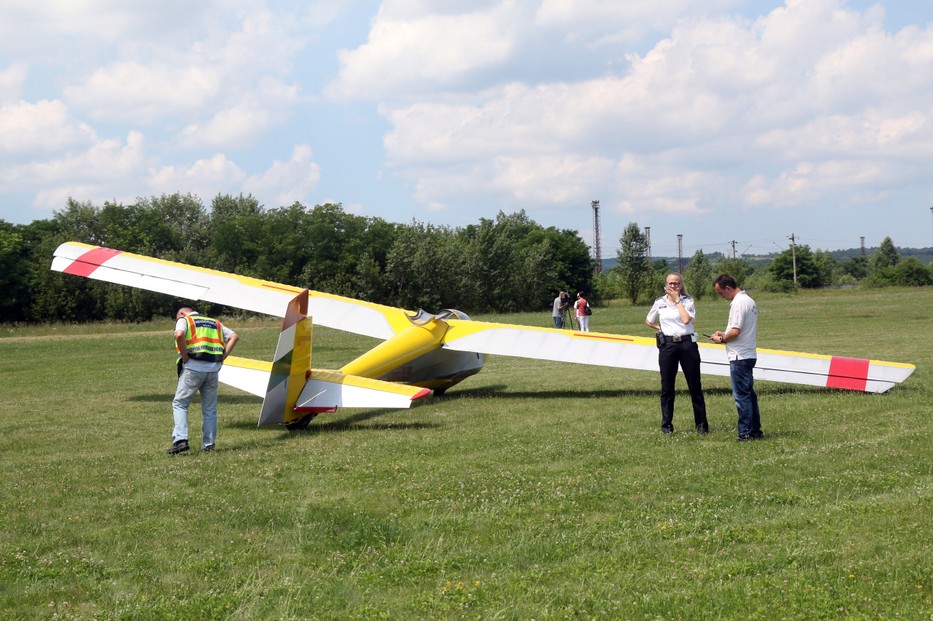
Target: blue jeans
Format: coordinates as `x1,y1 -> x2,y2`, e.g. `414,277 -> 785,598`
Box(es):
553,316 -> 563,329
172,369 -> 219,447
730,359 -> 761,437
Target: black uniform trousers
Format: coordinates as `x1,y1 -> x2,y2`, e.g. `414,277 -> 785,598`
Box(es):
658,339 -> 708,432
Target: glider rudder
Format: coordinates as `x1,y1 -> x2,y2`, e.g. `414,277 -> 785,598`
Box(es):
257,290 -> 315,426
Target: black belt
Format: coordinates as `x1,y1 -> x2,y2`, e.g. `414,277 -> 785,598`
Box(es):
662,333 -> 696,343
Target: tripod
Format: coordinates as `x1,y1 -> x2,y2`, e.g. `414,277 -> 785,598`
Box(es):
561,307 -> 576,330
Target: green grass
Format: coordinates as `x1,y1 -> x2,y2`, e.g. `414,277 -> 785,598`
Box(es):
1,287 -> 930,620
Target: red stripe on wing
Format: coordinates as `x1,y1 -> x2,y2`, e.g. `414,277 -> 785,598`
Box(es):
62,247 -> 122,277
826,356 -> 870,391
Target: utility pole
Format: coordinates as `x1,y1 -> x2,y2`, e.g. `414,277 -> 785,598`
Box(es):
789,233 -> 798,289
645,226 -> 652,272
930,206 -> 932,245
731,240 -> 737,259
677,234 -> 683,273
591,200 -> 602,274
860,236 -> 865,257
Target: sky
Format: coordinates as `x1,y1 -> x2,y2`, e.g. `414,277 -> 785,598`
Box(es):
2,0 -> 933,261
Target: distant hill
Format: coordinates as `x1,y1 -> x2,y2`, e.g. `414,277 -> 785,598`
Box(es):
595,246 -> 933,270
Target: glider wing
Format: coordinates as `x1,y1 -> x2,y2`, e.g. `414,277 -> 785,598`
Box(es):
694,344 -> 915,394
442,320 -> 660,373
440,320 -> 914,393
50,241 -> 412,339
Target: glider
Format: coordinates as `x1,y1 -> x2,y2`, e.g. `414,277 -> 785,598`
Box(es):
51,242 -> 915,428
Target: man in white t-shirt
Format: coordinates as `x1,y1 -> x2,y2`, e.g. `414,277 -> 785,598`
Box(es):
711,274 -> 762,441
552,291 -> 565,329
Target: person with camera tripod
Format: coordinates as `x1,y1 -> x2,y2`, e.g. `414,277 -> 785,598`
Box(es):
645,274 -> 709,435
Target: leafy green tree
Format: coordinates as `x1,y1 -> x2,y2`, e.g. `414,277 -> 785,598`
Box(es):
813,250 -> 837,287
614,222 -> 649,304
870,237 -> 899,273
644,258 -> 670,300
683,249 -> 714,300
457,211 -> 573,312
893,257 -> 932,286
141,193 -> 211,263
713,256 -> 752,289
0,222 -> 29,322
770,244 -> 822,288
53,198 -> 107,245
352,250 -> 390,302
386,222 -> 464,311
513,222 -> 594,307
840,255 -> 869,280
209,194 -> 266,276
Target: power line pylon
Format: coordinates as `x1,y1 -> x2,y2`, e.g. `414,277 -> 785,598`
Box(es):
591,200 -> 602,274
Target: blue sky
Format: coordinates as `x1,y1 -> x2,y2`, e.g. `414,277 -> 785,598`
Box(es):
2,0 -> 932,260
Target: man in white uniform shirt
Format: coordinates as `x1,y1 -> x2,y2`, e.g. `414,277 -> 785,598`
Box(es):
711,274 -> 762,441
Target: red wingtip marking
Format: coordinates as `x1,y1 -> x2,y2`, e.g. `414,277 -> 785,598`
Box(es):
412,388 -> 432,401
826,356 -> 870,391
62,247 -> 122,277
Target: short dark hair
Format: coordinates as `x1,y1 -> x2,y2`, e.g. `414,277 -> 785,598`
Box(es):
714,274 -> 738,289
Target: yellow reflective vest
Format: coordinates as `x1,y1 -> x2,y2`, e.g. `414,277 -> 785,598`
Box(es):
177,315 -> 226,362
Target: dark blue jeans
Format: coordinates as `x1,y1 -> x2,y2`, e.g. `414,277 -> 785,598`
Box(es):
729,358 -> 761,437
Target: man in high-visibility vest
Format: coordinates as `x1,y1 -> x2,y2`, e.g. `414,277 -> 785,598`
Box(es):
169,308 -> 239,454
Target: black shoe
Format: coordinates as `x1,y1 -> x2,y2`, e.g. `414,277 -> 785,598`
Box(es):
697,425 -> 709,434
202,444 -> 215,452
167,439 -> 189,455
750,431 -> 764,439
737,435 -> 752,442
661,427 -> 674,434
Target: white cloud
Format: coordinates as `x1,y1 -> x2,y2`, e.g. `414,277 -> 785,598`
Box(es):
1,130 -> 150,210
327,3 -> 523,100
151,153 -> 246,197
0,1 -> 229,56
490,154 -> 616,204
179,79 -> 301,149
65,62 -> 223,125
0,62 -> 28,102
373,0 -> 933,226
243,144 -> 322,207
58,6 -> 306,135
0,100 -> 97,157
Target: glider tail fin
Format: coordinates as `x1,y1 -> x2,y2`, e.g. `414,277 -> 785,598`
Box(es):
257,289 -> 317,426
253,288 -> 431,427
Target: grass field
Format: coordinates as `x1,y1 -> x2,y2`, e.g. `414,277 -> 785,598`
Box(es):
1,287 -> 930,620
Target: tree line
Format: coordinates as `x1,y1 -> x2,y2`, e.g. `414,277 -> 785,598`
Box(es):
605,222 -> 933,303
2,197 -> 929,325
0,194 -> 595,324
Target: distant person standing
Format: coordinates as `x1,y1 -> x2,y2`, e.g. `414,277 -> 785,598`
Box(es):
710,274 -> 762,441
646,273 -> 709,434
169,308 -> 239,454
552,291 -> 565,328
575,292 -> 590,332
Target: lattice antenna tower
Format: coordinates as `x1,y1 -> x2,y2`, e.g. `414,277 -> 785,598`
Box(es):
591,200 -> 602,273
